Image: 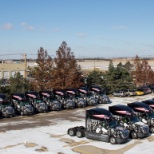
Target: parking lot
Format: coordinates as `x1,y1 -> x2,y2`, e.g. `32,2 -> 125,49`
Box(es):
1,93 -> 154,154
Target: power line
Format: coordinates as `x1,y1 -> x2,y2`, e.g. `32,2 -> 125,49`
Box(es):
0,53 -> 26,56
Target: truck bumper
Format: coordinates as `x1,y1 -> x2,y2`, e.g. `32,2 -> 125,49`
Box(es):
137,132 -> 149,138
116,138 -> 129,144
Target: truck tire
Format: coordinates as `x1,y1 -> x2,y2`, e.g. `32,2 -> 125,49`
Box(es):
109,137 -> 117,144
131,131 -> 138,139
150,126 -> 154,133
76,129 -> 84,138
68,128 -> 76,136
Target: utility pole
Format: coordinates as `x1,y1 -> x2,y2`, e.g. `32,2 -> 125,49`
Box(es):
94,58 -> 95,70
23,54 -> 27,78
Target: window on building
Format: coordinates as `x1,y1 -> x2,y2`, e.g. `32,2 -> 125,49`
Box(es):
11,71 -> 16,77
0,71 -> 2,79
4,71 -> 9,79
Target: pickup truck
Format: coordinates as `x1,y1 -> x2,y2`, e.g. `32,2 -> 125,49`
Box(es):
113,91 -> 127,97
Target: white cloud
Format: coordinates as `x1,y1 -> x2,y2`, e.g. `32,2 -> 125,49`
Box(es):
21,22 -> 34,31
77,33 -> 87,38
112,25 -> 128,30
2,23 -> 13,30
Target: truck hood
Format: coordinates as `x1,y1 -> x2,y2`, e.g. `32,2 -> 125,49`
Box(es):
135,121 -> 147,126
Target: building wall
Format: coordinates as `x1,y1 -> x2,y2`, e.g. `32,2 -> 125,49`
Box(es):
0,63 -> 25,79
1,58 -> 154,79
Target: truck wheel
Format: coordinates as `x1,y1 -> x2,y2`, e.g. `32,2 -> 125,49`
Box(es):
150,126 -> 154,133
76,130 -> 84,138
131,131 -> 138,139
110,137 -> 116,144
68,128 -> 76,136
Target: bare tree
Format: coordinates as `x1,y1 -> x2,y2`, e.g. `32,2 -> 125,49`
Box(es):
52,41 -> 83,89
30,47 -> 55,91
132,55 -> 154,86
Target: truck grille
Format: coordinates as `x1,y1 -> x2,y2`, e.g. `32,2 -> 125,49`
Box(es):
121,130 -> 129,138
141,125 -> 149,134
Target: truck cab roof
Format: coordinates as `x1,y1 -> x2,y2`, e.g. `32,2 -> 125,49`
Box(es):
65,88 -> 77,95
39,91 -> 52,97
142,99 -> 154,109
25,91 -> 39,99
11,93 -> 25,100
109,104 -> 133,116
86,108 -> 112,120
0,94 -> 6,100
128,102 -> 151,113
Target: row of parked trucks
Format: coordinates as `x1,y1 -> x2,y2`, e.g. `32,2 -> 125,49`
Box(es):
0,86 -> 111,118
68,99 -> 154,144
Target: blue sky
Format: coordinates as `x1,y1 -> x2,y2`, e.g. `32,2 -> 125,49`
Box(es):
0,0 -> 154,59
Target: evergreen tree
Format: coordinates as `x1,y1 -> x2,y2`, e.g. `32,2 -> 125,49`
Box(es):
105,62 -> 134,93
124,61 -> 133,72
117,62 -> 123,68
0,79 -> 10,97
9,72 -> 31,93
86,69 -> 105,88
108,60 -> 114,72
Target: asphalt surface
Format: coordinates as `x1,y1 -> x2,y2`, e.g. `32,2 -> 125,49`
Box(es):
0,107 -> 87,131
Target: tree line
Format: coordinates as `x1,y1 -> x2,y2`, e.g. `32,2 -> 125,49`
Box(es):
1,41 -> 154,96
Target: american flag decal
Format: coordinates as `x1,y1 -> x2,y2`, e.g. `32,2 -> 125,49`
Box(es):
135,107 -> 149,112
42,92 -> 50,97
55,91 -> 64,95
116,110 -> 131,115
27,94 -> 36,98
93,114 -> 109,119
149,104 -> 154,108
67,91 -> 75,94
92,88 -> 100,92
78,89 -> 87,93
13,95 -> 22,100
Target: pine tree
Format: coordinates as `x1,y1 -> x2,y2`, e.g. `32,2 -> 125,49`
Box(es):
86,69 -> 105,88
9,72 -> 30,93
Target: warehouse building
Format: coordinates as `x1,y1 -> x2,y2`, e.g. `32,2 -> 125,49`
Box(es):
0,62 -> 26,79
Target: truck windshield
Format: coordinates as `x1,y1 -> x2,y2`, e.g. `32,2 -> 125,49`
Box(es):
50,97 -> 57,101
36,99 -> 43,103
108,119 -> 117,128
20,101 -> 30,106
87,93 -> 93,97
1,101 -> 11,106
130,115 -> 139,123
148,112 -> 154,118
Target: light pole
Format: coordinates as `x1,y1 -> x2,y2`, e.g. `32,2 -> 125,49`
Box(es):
94,58 -> 95,70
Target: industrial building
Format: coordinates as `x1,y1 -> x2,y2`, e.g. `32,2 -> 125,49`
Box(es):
0,62 -> 26,79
